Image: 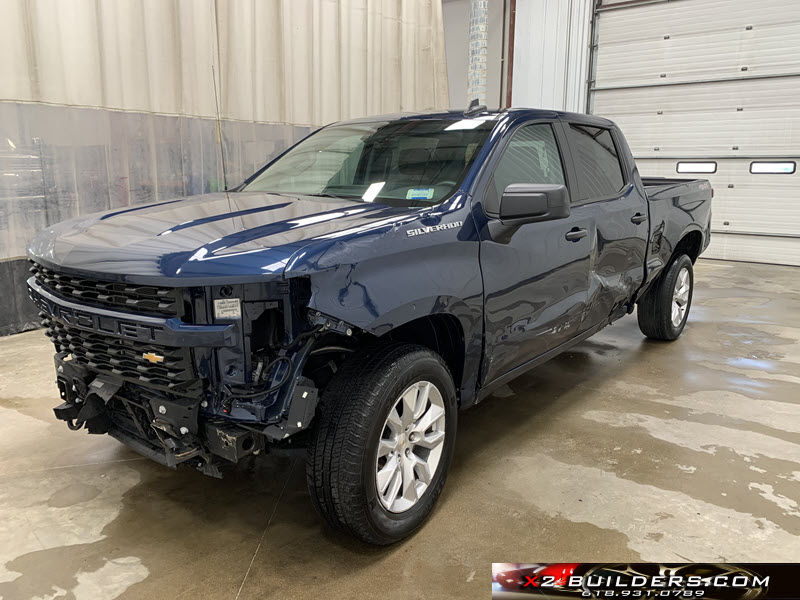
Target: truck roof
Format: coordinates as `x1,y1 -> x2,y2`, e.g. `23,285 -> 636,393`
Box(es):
334,108 -> 616,128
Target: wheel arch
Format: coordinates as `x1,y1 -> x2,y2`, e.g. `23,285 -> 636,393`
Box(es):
304,296 -> 482,408
380,313 -> 467,404
673,228 -> 704,263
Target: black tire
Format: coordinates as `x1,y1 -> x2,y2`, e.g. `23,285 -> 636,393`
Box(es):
306,342 -> 457,545
637,253 -> 694,341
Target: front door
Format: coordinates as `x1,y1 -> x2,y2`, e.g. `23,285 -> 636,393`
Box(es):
478,121 -> 593,385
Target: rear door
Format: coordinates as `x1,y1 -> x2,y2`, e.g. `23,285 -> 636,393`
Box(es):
478,120 -> 593,385
559,119 -> 649,329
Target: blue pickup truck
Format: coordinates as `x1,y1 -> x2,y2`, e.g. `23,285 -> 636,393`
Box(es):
28,107 -> 711,544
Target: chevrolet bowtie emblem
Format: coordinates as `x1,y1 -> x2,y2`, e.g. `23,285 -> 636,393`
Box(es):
142,352 -> 165,364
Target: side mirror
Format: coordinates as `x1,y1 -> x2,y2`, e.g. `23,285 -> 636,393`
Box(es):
499,183 -> 570,224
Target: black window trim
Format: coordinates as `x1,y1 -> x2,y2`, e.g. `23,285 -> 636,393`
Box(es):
474,119 -> 574,219
562,120 -> 631,206
749,160 -> 796,175
676,161 -> 718,174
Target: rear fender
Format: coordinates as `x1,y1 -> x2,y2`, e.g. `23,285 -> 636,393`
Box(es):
645,193 -> 711,286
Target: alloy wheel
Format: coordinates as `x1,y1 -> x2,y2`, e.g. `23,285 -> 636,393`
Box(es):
671,266 -> 691,327
375,381 -> 446,513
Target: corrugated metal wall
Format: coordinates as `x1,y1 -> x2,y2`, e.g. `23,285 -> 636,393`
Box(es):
511,0 -> 592,112
0,0 -> 449,335
591,0 -> 800,265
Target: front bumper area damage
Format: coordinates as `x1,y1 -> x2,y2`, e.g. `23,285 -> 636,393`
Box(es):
28,270 -> 357,477
51,351 -> 265,477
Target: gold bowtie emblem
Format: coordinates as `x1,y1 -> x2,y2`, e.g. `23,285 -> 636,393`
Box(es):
142,352 -> 165,364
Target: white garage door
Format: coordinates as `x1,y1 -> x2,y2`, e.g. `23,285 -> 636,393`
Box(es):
590,0 -> 800,266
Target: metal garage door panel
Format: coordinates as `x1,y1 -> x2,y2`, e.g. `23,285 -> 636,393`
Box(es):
596,24 -> 800,88
595,0 -> 800,88
637,158 -> 800,265
594,77 -> 800,156
702,233 -> 800,266
637,158 -> 800,236
592,0 -> 800,265
593,76 -> 800,116
596,0 -> 799,45
605,110 -> 799,157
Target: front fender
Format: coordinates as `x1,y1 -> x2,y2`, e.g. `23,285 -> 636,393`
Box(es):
358,294 -> 477,337
284,202 -> 484,402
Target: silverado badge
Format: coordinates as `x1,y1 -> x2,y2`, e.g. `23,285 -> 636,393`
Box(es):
142,352 -> 165,364
406,220 -> 463,237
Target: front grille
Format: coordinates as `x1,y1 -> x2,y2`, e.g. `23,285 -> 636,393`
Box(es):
45,319 -> 202,396
30,261 -> 179,317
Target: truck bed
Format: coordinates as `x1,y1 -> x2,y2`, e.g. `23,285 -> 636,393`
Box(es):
642,176 -> 711,201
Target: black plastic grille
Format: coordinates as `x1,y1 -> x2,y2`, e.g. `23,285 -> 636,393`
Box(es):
30,261 -> 179,317
45,319 -> 202,396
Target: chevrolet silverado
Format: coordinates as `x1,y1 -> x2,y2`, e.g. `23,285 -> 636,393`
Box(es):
27,107 -> 712,544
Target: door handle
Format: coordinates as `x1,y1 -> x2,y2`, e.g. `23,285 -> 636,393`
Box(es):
565,227 -> 588,242
631,212 -> 647,224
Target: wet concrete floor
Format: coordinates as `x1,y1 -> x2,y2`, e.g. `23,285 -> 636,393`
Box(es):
0,259 -> 798,599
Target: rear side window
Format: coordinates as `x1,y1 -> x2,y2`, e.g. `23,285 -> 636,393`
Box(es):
566,124 -> 625,202
486,124 -> 566,213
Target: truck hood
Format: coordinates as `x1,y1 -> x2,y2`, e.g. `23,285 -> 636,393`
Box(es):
28,191 -> 424,284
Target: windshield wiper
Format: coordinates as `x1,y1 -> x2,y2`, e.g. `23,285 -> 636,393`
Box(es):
304,192 -> 364,201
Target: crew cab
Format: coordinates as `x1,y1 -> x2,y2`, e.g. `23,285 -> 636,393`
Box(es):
27,107 -> 711,544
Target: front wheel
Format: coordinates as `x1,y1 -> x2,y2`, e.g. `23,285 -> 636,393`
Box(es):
306,342 -> 457,545
637,253 -> 694,341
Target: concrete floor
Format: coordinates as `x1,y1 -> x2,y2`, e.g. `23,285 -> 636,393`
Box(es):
1,258 -> 799,600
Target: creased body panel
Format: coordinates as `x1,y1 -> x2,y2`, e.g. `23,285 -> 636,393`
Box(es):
643,179 -> 712,283
284,199 -> 484,405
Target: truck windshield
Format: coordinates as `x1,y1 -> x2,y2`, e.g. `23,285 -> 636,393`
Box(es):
241,118 -> 496,206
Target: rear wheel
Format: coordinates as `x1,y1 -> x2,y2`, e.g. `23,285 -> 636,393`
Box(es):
306,342 -> 457,544
637,254 -> 694,341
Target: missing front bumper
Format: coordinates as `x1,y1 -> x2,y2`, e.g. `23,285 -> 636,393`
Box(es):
50,352 -> 262,476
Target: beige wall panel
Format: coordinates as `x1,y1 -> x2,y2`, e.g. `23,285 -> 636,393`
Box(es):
0,0 -> 449,126
0,0 -> 34,101
177,0 -> 218,118
33,0 -> 103,107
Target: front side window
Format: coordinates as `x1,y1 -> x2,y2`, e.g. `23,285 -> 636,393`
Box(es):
566,123 -> 625,202
242,118 -> 495,206
485,123 -> 566,214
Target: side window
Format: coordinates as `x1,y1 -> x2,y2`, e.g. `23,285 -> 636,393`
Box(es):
566,123 -> 625,202
486,124 -> 566,213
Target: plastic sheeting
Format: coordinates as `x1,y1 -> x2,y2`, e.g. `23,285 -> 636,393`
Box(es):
0,102 -> 311,261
